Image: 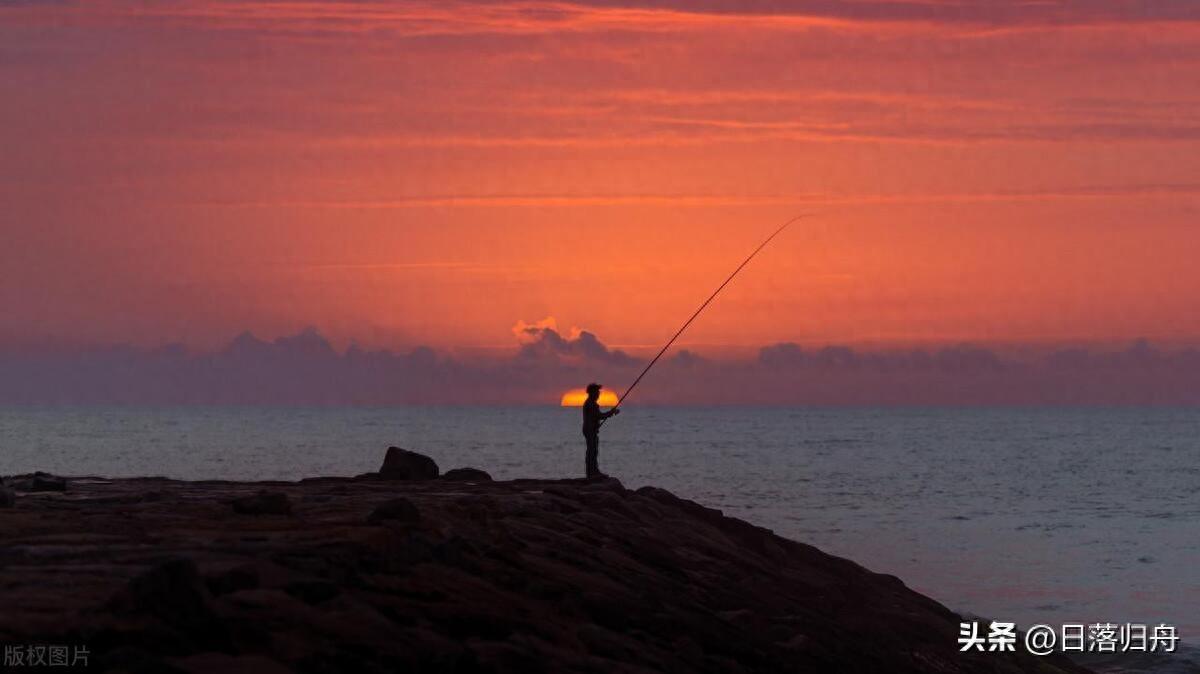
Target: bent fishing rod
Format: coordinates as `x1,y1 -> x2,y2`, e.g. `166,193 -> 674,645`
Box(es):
601,213 -> 810,424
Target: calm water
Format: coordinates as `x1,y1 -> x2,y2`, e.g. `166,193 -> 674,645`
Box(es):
2,406 -> 1197,672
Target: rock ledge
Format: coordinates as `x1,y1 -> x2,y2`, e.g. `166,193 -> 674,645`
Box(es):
0,468 -> 1090,673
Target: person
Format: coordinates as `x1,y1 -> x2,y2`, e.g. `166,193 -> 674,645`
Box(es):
581,382 -> 620,478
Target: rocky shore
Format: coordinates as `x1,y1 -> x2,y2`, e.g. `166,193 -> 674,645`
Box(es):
0,449 -> 1090,673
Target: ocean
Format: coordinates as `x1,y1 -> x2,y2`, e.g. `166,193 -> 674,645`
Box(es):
1,405 -> 1196,673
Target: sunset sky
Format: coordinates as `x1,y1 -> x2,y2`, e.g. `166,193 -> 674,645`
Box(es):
4,1 -> 1199,357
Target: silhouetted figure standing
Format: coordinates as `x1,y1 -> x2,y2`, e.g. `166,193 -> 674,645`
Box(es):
582,382 -> 620,478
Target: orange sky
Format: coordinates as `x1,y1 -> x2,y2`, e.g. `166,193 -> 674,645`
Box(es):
3,1 -> 1199,355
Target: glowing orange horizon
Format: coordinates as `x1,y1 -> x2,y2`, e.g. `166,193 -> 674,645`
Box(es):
560,389 -> 620,407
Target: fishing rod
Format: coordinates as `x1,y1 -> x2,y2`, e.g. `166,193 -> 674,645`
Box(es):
602,213 -> 810,423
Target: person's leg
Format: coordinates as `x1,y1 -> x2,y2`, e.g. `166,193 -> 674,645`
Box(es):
585,433 -> 599,477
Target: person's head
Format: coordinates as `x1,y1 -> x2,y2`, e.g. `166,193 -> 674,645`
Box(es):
585,383 -> 602,400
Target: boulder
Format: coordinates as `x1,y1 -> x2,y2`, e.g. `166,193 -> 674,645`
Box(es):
379,447 -> 439,480
367,497 -> 421,525
231,491 -> 292,516
0,487 -> 14,508
32,474 -> 67,491
9,472 -> 67,492
108,558 -> 213,624
204,563 -> 259,597
283,580 -> 340,605
442,467 -> 492,482
104,558 -> 229,651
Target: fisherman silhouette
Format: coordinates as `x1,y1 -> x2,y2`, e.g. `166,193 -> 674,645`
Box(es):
582,383 -> 620,478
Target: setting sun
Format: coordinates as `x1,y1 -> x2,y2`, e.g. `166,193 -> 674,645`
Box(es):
560,389 -> 619,407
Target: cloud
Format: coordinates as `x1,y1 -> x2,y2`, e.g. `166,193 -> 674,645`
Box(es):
18,1 -> 1200,39
758,342 -> 806,368
512,316 -> 567,343
512,317 -> 638,366
184,181 -> 1200,212
97,113 -> 1200,153
668,349 -> 707,368
760,342 -> 1005,373
2,327 -> 1200,405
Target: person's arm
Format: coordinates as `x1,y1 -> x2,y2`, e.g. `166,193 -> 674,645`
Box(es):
601,408 -> 621,419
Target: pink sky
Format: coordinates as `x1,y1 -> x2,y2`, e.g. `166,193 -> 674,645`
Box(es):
3,1 -> 1199,357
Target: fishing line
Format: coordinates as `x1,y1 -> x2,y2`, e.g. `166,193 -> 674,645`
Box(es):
602,213 -> 812,422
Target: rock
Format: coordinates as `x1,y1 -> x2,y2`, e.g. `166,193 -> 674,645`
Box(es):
205,564 -> 260,596
284,579 -> 340,605
0,471 -> 1092,674
0,487 -> 14,508
168,653 -> 293,674
778,633 -> 811,651
109,558 -> 211,622
379,446 -> 439,480
367,497 -> 421,525
9,472 -> 68,492
231,491 -> 292,516
583,476 -> 624,491
31,474 -> 67,491
441,467 -> 492,482
105,558 -> 229,650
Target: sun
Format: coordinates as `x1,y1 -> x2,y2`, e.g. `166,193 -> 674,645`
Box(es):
560,389 -> 619,407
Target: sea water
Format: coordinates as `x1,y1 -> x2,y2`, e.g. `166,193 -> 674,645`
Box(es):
1,405 -> 1196,672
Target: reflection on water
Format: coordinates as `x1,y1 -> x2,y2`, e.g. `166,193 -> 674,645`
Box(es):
2,405 -> 1197,672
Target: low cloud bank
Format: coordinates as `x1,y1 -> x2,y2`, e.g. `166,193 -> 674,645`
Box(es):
1,326 -> 1198,405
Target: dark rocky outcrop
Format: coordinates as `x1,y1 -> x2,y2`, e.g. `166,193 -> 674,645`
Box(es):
379,446 -> 439,480
104,557 -> 230,651
0,469 -> 1092,674
367,497 -> 421,525
231,491 -> 291,516
6,472 -> 68,492
441,467 -> 492,482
